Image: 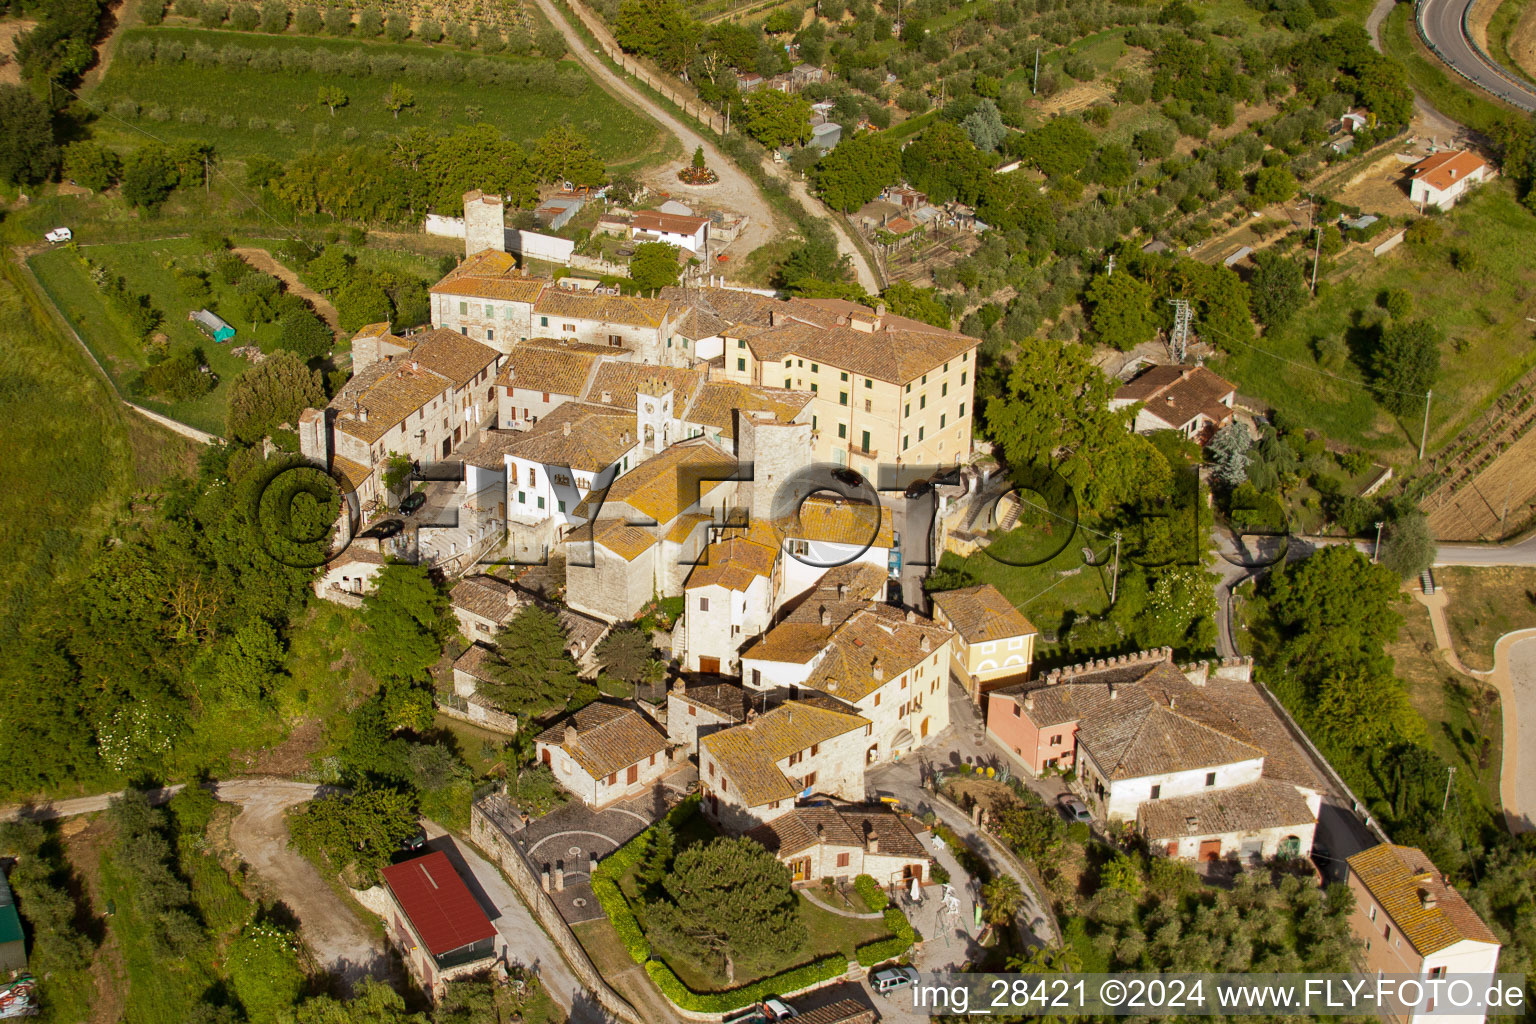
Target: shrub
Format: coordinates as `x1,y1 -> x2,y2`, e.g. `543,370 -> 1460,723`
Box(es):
855,907 -> 915,966
592,874 -> 649,962
258,0 -> 287,31
644,956 -> 846,1012
384,12 -> 409,40
138,0 -> 165,24
323,5 -> 351,34
229,3 -> 258,29
417,17 -> 442,41
853,873 -> 888,912
198,2 -> 226,27
356,6 -> 382,36
294,4 -> 321,33
175,0 -> 200,16
447,20 -> 472,47
138,349 -> 214,401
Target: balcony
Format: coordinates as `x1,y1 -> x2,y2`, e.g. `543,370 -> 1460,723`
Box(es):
847,444 -> 878,460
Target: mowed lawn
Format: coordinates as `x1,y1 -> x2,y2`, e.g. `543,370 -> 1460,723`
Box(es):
29,238 -> 318,435
88,27 -> 668,166
1211,184 -> 1536,461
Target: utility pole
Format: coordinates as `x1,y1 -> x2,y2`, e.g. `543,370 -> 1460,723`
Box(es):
1373,520 -> 1385,563
1167,298 -> 1193,363
1310,194 -> 1322,295
1110,532 -> 1122,604
1419,389 -> 1433,461
725,103 -> 731,135
1032,48 -> 1040,95
1106,254 -> 1115,278
1442,766 -> 1456,812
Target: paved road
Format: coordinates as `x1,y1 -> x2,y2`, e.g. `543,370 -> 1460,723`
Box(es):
1418,0 -> 1536,111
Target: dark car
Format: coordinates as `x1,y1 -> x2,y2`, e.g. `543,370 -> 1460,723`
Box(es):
831,467 -> 865,489
399,492 -> 427,515
399,826 -> 427,854
362,518 -> 404,539
904,478 -> 933,499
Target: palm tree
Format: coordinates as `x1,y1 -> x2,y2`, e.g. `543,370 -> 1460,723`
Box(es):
641,656 -> 668,699
501,730 -> 535,800
981,875 -> 1025,926
1007,944 -> 1083,974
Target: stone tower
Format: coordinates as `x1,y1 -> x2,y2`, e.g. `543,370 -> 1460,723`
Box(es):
463,189 -> 506,257
736,409 -> 811,525
636,379 -> 674,457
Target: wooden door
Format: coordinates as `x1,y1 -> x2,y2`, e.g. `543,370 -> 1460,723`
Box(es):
699,656 -> 720,674
789,857 -> 811,882
626,763 -> 639,785
920,717 -> 930,738
1198,839 -> 1221,863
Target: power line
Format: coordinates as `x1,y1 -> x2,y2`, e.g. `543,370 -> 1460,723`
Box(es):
1199,320 -> 1432,400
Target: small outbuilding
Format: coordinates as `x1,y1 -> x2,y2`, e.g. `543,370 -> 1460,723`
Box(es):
380,850 -> 500,1001
189,309 -> 235,343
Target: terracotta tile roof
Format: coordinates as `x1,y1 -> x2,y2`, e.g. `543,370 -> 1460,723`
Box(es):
323,544 -> 385,572
1113,364 -> 1235,431
742,622 -> 835,665
631,209 -> 710,235
748,321 -> 977,386
656,286 -> 842,331
573,438 -> 735,523
746,802 -> 926,861
1347,844 -> 1500,954
535,700 -> 667,779
496,340 -> 603,396
571,518 -> 656,562
743,565 -> 893,664
1408,149 -> 1488,193
806,608 -> 953,702
665,511 -> 715,544
672,306 -> 734,341
839,805 -> 928,859
404,328 -> 501,388
332,362 -> 453,444
381,851 -> 497,957
450,575 -> 518,624
1202,674 -> 1322,792
672,682 -> 747,721
488,403 -> 635,473
430,250 -> 546,302
534,288 -> 672,329
931,584 -> 1037,643
453,642 -> 500,682
351,321 -> 399,345
779,497 -> 893,549
683,381 -> 812,438
330,455 -> 374,492
1137,778 -> 1316,840
796,298 -> 959,335
795,1000 -> 877,1024
687,533 -> 779,592
701,701 -> 870,807
586,362 -> 704,412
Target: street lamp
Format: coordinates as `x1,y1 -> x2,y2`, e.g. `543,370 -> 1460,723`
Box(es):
1373,521 -> 1385,563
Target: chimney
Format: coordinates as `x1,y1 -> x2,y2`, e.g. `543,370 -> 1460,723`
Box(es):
866,825 -> 879,854
1420,888 -> 1438,909
746,708 -> 757,724
920,634 -> 931,653
820,605 -> 831,626
1108,684 -> 1118,700
672,677 -> 685,693
563,421 -> 571,436
871,657 -> 883,682
358,406 -> 369,423
837,583 -> 848,599
622,430 -> 630,444
601,390 -> 613,403
563,724 -> 578,745
411,359 -> 420,371
905,609 -> 916,623
769,310 -> 780,327
1023,693 -> 1034,712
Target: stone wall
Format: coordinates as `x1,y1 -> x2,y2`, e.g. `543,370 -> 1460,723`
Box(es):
470,797 -> 644,1023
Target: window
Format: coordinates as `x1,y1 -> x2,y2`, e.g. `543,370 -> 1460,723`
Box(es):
944,361 -> 950,372
785,379 -> 792,388
518,491 -> 526,503
1049,734 -> 1061,746
536,496 -> 545,509
940,414 -> 946,429
840,371 -> 849,381
607,772 -> 617,785
487,328 -> 495,341
689,705 -> 697,717
864,399 -> 872,413
530,468 -> 537,486
961,371 -> 968,386
839,392 -> 848,406
959,402 -> 966,417
861,430 -> 871,452
919,394 -> 926,409
738,358 -> 747,371
707,762 -> 714,777
737,339 -> 746,348
874,693 -> 882,707
699,597 -> 710,611
557,500 -> 566,513
811,383 -> 818,393
811,743 -> 820,756
803,771 -> 817,787
904,403 -> 910,417
1205,772 -> 1217,787
788,751 -> 802,766
542,391 -> 551,402
863,378 -> 873,390
540,315 -> 548,327
836,852 -> 850,868
1384,924 -> 1392,942
1429,967 -> 1445,979
609,334 -> 622,346
1150,784 -> 1161,799
838,424 -> 847,439
811,363 -> 819,372
1369,906 -> 1377,922
563,323 -> 575,332
941,382 -> 948,397
459,301 -> 468,315
922,374 -> 928,384
905,382 -> 912,393
812,415 -> 818,430
918,426 -> 924,441
903,435 -> 910,450
963,351 -> 968,362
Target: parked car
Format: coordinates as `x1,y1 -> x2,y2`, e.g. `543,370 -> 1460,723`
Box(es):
871,965 -> 920,996
723,1008 -> 769,1024
761,996 -> 799,1020
1058,793 -> 1092,823
44,227 -> 72,243
904,478 -> 933,499
362,518 -> 404,539
887,549 -> 902,579
399,491 -> 427,515
398,826 -> 427,854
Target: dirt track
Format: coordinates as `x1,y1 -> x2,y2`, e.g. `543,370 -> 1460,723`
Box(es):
234,247 -> 341,331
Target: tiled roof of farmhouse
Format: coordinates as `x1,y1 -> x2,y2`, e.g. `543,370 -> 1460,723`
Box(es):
745,320 -> 977,385
1113,364 -> 1235,430
586,362 -> 705,412
779,496 -> 893,549
495,338 -> 605,396
701,701 -> 870,807
1137,778 -> 1316,840
684,381 -> 812,438
571,437 -> 735,523
536,701 -> 667,780
332,361 -> 453,444
430,249 -> 546,302
1347,843 -> 1499,954
470,403 -> 634,474
452,642 -> 500,683
687,533 -> 779,592
449,574 -> 518,624
805,608 -> 953,703
402,329 -> 500,388
672,682 -> 748,721
931,584 -> 1037,643
534,288 -> 672,329
571,518 -> 656,563
746,802 -> 926,859
741,565 -> 893,665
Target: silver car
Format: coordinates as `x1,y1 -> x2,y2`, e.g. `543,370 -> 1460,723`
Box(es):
1058,793 -> 1092,822
871,965 -> 920,996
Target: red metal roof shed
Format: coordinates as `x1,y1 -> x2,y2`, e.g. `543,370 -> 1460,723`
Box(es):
380,851 -> 497,957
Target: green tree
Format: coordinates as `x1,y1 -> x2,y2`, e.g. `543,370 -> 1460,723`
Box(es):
691,145 -> 706,170
629,241 -> 682,292
923,560 -> 977,593
0,85 -> 59,185
903,120 -> 989,204
532,123 -> 606,186
1085,271 -> 1156,351
289,979 -> 421,1023
382,81 -> 415,119
880,279 -> 949,328
360,562 -> 454,685
275,306 -> 333,359
981,874 -> 1025,925
1373,319 -> 1440,417
226,349 -> 326,444
482,603 -> 581,717
258,0 -> 287,31
62,140 -> 120,191
335,273 -> 393,333
215,618 -> 287,708
1012,116 -> 1094,180
1250,164 -> 1298,207
613,0 -> 699,73
814,130 -> 900,212
316,84 -> 349,115
227,919 -> 305,1021
1248,250 -> 1308,330
1207,421 -> 1252,488
1173,260 -> 1254,351
288,783 -> 418,880
306,245 -> 354,293
1098,853 -> 1142,895
356,5 -> 382,36
960,99 -> 1007,152
1379,509 -> 1436,581
121,144 -> 180,209
638,819 -> 676,888
741,89 -> 812,149
646,836 -> 806,978
992,800 -> 1064,861
595,626 -> 658,684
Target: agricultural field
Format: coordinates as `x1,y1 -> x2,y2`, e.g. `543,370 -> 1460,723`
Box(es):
29,237 -> 326,435
1211,184 -> 1536,463
88,26 -> 668,167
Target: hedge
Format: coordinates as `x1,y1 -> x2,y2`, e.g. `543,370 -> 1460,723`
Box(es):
644,955 -> 848,1012
589,793 -> 702,965
853,873 -> 888,912
855,907 -> 915,967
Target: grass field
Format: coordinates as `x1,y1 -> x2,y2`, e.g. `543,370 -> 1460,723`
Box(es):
1211,184 -> 1536,462
88,26 -> 668,168
1439,565 -> 1536,670
1487,0 -> 1536,86
28,237 -> 323,435
1381,3 -> 1521,134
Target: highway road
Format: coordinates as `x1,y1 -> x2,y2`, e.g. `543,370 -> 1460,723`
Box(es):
1416,0 -> 1536,112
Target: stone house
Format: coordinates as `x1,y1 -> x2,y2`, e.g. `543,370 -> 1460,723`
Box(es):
1345,843 -> 1501,1021
350,322 -> 419,374
738,563 -> 890,691
667,680 -> 749,756
314,546 -> 386,605
535,700 -> 670,807
1107,364 -> 1237,444
930,583 -> 1038,702
531,287 -> 683,366
449,573 -> 519,640
495,336 -> 613,429
446,643 -> 519,734
379,851 -> 501,1001
985,650 -> 1325,863
298,329 -> 501,508
683,524 -> 781,674
746,802 -> 930,886
629,210 -> 711,255
699,700 -> 871,833
776,496 -> 894,603
429,247 -> 546,352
